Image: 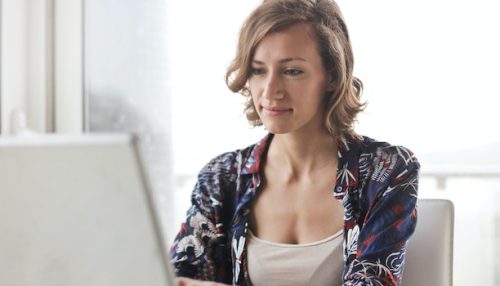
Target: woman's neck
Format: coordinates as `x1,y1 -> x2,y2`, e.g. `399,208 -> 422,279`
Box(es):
268,131 -> 339,178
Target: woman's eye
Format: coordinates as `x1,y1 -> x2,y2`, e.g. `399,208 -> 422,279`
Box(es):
284,69 -> 303,76
250,68 -> 265,75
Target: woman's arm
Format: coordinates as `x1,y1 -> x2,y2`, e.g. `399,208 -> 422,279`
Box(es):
170,153 -> 236,284
343,147 -> 420,286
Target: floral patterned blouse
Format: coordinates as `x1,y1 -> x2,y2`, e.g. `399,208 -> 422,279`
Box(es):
170,133 -> 420,285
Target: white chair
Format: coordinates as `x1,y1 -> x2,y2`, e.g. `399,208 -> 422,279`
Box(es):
402,199 -> 454,286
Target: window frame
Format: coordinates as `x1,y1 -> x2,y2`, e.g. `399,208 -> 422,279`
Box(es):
0,0 -> 83,135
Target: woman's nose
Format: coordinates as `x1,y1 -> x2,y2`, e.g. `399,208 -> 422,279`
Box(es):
262,73 -> 284,100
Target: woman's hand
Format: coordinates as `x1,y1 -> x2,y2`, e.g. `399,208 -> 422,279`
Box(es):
176,277 -> 230,286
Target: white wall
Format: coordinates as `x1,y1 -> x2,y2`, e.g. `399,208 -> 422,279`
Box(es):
1,0 -> 27,134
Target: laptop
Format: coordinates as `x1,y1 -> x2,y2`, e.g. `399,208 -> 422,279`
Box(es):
0,134 -> 177,286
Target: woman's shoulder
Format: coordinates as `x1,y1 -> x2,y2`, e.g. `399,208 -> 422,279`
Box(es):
354,135 -> 420,182
198,139 -> 264,177
358,135 -> 419,164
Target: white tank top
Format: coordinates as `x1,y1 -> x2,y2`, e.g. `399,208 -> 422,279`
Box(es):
247,229 -> 344,286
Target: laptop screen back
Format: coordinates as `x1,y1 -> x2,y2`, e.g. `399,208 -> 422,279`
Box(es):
0,134 -> 175,286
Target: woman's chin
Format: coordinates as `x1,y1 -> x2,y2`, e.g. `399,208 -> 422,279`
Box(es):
262,123 -> 292,135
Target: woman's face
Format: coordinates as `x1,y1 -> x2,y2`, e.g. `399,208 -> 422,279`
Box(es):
248,22 -> 332,135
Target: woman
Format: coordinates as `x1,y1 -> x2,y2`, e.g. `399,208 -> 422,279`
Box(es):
171,0 -> 419,285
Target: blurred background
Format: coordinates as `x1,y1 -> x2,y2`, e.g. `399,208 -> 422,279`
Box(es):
1,0 -> 499,284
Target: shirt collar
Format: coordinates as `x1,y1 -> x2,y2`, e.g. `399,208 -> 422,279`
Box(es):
240,133 -> 273,175
240,133 -> 362,195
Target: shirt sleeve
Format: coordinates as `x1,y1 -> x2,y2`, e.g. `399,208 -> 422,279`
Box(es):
169,153 -> 235,284
343,146 -> 420,286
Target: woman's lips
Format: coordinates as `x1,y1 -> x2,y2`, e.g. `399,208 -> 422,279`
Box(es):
262,106 -> 292,116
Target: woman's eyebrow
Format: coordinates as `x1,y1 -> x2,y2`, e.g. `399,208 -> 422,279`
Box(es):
252,57 -> 307,65
280,57 -> 306,63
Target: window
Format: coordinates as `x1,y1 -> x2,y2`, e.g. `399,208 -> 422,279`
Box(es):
83,0 -> 174,237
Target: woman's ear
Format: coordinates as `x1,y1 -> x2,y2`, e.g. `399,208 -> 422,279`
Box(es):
326,76 -> 336,92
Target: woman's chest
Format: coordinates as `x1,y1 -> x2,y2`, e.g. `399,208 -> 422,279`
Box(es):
248,179 -> 345,244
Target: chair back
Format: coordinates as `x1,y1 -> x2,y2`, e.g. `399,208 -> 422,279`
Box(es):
402,199 -> 454,286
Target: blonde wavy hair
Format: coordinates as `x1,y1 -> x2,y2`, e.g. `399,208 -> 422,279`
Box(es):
225,0 -> 365,138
